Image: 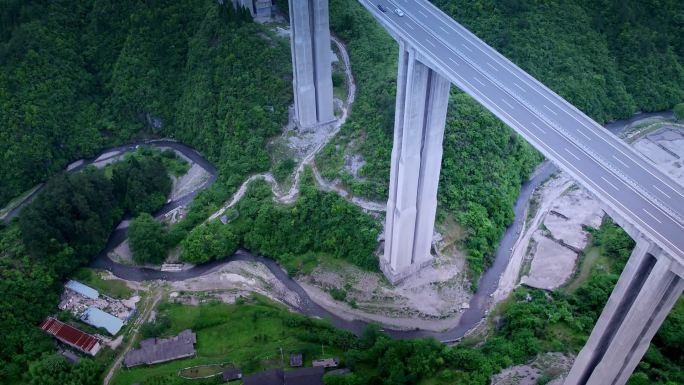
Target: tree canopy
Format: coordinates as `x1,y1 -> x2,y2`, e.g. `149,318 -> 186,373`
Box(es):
1,153 -> 173,382
128,213 -> 168,264
0,0 -> 291,207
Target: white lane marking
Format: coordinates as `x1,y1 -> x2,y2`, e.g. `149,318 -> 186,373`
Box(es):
565,148 -> 581,161
501,99 -> 515,110
405,23 -> 415,31
418,10 -> 428,18
601,176 -> 620,191
577,130 -> 592,141
463,44 -> 473,53
543,104 -> 558,115
612,155 -> 631,169
487,62 -> 499,72
643,208 -> 663,224
652,184 -> 672,199
426,39 -> 436,48
407,0 -> 684,200
385,16 -> 684,251
375,3 -> 684,249
448,57 -> 460,66
530,121 -> 546,134
473,77 -> 486,86
439,26 -> 449,34
514,83 -> 526,93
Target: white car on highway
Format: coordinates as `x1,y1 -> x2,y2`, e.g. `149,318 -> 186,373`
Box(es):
394,8 -> 405,17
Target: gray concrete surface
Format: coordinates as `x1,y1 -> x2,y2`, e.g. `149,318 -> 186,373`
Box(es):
564,240 -> 684,385
359,0 -> 684,271
289,0 -> 334,129
382,42 -> 451,283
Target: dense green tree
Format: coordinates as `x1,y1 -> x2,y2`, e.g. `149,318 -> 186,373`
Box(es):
229,169 -> 381,272
111,156 -> 171,215
321,0 -> 541,282
128,213 -> 168,264
0,152 -> 174,382
273,158 -> 297,183
180,221 -> 238,264
19,168 -> 119,262
0,0 -> 291,208
27,354 -> 101,385
674,103 -> 684,121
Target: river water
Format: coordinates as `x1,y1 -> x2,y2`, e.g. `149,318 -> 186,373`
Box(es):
6,111 -> 670,341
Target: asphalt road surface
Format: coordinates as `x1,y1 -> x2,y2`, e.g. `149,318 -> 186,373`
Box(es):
360,0 -> 684,266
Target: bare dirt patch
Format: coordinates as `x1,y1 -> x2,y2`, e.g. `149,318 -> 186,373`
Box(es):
498,124 -> 684,298
109,240 -> 134,265
494,174 -> 574,301
520,234 -> 578,290
297,247 -> 471,332
491,352 -> 573,385
169,260 -> 302,310
632,126 -> 684,182
542,188 -> 602,250
170,163 -> 210,201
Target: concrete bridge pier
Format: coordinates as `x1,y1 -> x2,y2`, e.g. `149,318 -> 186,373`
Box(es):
564,238 -> 684,385
288,0 -> 335,129
382,42 -> 451,284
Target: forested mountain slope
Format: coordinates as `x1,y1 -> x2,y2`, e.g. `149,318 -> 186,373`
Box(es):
0,0 -> 291,206
434,0 -> 684,121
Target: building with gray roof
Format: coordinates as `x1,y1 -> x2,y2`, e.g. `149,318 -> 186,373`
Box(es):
242,367 -> 324,385
124,329 -> 196,367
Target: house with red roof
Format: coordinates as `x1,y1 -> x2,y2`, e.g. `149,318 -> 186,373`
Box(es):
40,317 -> 101,356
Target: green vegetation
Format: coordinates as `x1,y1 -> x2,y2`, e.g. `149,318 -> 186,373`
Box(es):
111,296 -> 355,385
0,0 -> 291,210
82,218 -> 677,385
139,315 -> 171,340
433,0 -> 684,120
319,0 -> 541,283
3,0 -> 683,384
180,221 -> 239,264
26,354 -> 102,385
73,268 -> 133,299
0,184 -> 41,219
324,221 -> 679,385
111,155 -> 172,216
273,158 -> 297,184
227,169 -> 381,273
440,95 -> 541,280
129,213 -> 169,265
131,147 -> 190,177
113,222 -> 683,385
316,0 -> 398,201
18,154 -> 171,263
177,168 -> 379,273
179,363 -> 234,379
674,103 -> 684,122
0,154 -> 173,383
319,0 -> 684,283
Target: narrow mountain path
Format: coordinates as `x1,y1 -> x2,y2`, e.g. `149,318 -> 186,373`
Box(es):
208,34 -> 369,221
103,287 -> 163,385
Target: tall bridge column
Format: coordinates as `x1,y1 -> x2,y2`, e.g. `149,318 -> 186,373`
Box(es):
288,0 -> 335,129
564,238 -> 684,385
382,42 -> 451,284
